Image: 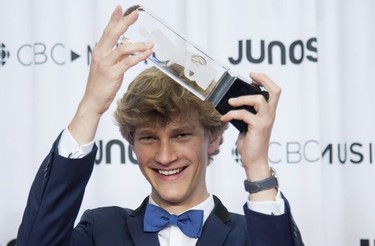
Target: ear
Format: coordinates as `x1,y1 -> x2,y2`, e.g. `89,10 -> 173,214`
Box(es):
207,134 -> 222,155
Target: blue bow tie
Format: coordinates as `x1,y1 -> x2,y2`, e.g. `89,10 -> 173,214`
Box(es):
143,204 -> 204,238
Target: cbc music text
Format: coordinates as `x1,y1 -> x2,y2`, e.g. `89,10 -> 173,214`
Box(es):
228,37 -> 317,65
235,141 -> 375,165
268,140 -> 374,164
95,139 -> 374,165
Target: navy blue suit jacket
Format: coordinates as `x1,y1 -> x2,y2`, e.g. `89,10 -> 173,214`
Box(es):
17,135 -> 304,246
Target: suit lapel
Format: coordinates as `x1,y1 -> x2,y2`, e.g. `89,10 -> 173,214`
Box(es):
127,196 -> 160,246
196,196 -> 231,246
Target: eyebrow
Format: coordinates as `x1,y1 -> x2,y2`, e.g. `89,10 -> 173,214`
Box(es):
134,128 -> 155,136
136,124 -> 196,135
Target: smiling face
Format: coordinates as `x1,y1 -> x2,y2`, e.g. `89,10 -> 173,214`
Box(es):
114,66 -> 228,212
132,117 -> 221,213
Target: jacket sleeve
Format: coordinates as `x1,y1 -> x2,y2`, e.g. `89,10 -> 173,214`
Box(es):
17,133 -> 97,246
243,193 -> 304,246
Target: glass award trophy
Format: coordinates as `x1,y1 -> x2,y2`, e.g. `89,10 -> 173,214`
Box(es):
121,5 -> 269,132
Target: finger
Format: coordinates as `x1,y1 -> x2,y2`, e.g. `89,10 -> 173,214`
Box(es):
220,94 -> 269,124
97,8 -> 139,53
104,41 -> 153,66
115,48 -> 153,73
220,108 -> 259,132
94,6 -> 123,54
220,107 -> 255,122
250,72 -> 281,109
227,95 -> 268,115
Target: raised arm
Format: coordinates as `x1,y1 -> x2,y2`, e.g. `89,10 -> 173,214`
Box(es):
221,72 -> 280,201
220,73 -> 304,245
17,6 -> 153,246
69,6 -> 153,144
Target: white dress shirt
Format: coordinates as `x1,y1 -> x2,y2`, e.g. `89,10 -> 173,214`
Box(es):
58,128 -> 285,245
148,195 -> 214,246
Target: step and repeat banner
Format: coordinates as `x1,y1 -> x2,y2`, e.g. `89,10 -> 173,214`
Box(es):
1,0 -> 374,245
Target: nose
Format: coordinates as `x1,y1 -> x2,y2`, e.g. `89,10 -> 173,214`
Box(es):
154,140 -> 177,165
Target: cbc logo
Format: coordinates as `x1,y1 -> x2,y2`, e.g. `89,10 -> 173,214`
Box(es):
0,42 -> 87,67
0,43 -> 10,66
17,43 -> 83,66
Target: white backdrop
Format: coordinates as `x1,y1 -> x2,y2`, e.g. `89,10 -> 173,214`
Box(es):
1,0 -> 374,245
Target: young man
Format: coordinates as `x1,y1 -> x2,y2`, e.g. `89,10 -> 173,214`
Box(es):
17,6 -> 303,246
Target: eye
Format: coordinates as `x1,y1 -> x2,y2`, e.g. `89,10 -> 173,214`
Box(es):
175,133 -> 191,140
138,136 -> 157,143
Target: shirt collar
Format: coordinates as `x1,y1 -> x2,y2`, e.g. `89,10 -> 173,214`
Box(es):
148,194 -> 215,224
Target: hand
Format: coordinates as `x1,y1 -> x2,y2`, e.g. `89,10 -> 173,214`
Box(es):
221,72 -> 281,200
69,6 -> 153,144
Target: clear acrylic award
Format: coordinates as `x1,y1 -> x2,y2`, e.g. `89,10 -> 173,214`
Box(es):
121,5 -> 269,132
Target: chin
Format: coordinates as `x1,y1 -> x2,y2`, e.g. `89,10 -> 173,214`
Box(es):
154,189 -> 187,204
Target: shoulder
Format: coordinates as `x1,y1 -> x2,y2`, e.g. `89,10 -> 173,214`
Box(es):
80,197 -> 150,224
73,206 -> 138,243
84,206 -> 134,219
78,206 -> 135,233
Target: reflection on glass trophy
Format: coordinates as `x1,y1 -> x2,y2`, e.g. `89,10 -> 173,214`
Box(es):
121,5 -> 269,132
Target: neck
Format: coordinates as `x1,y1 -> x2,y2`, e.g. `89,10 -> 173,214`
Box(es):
150,191 -> 210,214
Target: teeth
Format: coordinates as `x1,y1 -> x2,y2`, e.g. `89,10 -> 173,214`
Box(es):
158,168 -> 183,176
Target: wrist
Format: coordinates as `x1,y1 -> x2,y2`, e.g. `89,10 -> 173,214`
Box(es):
69,101 -> 102,145
244,167 -> 279,199
247,188 -> 278,202
244,163 -> 271,181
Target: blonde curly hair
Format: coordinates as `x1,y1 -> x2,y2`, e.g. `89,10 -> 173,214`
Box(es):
114,66 -> 228,160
